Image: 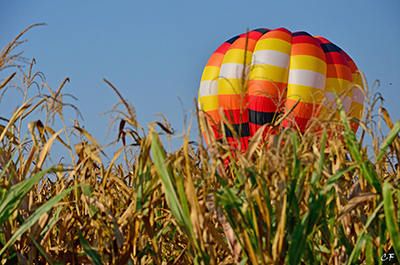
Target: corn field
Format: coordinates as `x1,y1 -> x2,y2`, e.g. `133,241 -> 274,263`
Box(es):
1,25 -> 400,265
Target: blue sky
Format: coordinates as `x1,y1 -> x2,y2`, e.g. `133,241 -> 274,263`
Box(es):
1,1 -> 399,156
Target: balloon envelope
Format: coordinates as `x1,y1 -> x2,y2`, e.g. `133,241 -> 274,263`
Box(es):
198,28 -> 364,150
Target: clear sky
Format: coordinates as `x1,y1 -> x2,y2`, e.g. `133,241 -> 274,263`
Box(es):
1,1 -> 399,155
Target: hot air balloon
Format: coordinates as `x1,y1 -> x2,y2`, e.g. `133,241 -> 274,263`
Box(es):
198,28 -> 364,151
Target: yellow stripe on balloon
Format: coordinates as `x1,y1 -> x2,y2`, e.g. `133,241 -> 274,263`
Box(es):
286,83 -> 325,105
289,55 -> 327,76
222,49 -> 254,65
218,78 -> 249,95
250,64 -> 289,84
255,38 -> 292,54
200,66 -> 220,82
324,78 -> 352,94
200,95 -> 219,112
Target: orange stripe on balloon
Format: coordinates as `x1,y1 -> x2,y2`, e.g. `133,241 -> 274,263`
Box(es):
229,38 -> 258,52
248,80 -> 286,98
290,43 -> 326,61
286,99 -> 320,119
218,94 -> 248,111
205,53 -> 226,67
258,27 -> 292,42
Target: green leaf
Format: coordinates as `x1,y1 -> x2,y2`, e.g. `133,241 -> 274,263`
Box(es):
29,234 -> 53,264
376,119 -> 400,162
287,219 -> 307,265
0,167 -> 53,227
314,244 -> 330,253
0,185 -> 77,257
383,181 -> 400,261
239,257 -> 248,265
40,205 -> 62,237
0,150 -> 17,185
291,132 -> 300,179
151,132 -> 194,237
337,95 -> 381,192
325,164 -> 359,190
365,233 -> 373,265
78,229 -> 103,265
312,130 -> 327,185
287,190 -> 326,265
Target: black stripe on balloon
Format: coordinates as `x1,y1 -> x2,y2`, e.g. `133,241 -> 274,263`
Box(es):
223,123 -> 250,139
252,28 -> 270,34
225,35 -> 240,44
292,31 -> 313,37
320,42 -> 342,53
249,109 -> 278,125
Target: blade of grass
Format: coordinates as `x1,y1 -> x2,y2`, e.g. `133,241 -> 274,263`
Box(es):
0,149 -> 17,185
0,185 -> 77,257
151,132 -> 194,237
383,181 -> 400,261
29,234 -> 53,264
338,193 -> 376,221
40,205 -> 62,238
78,229 -> 103,265
337,95 -> 381,192
311,130 -> 327,185
324,163 -> 359,190
381,108 -> 400,165
287,191 -> 325,265
0,167 -> 53,227
376,119 -> 400,162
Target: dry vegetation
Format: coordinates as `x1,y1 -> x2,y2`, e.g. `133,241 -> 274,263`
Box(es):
1,25 -> 400,265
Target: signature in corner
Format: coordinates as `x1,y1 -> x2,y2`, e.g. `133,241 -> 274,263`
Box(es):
381,252 -> 396,262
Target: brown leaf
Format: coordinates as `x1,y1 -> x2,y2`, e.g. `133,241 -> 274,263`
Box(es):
338,193 -> 377,221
